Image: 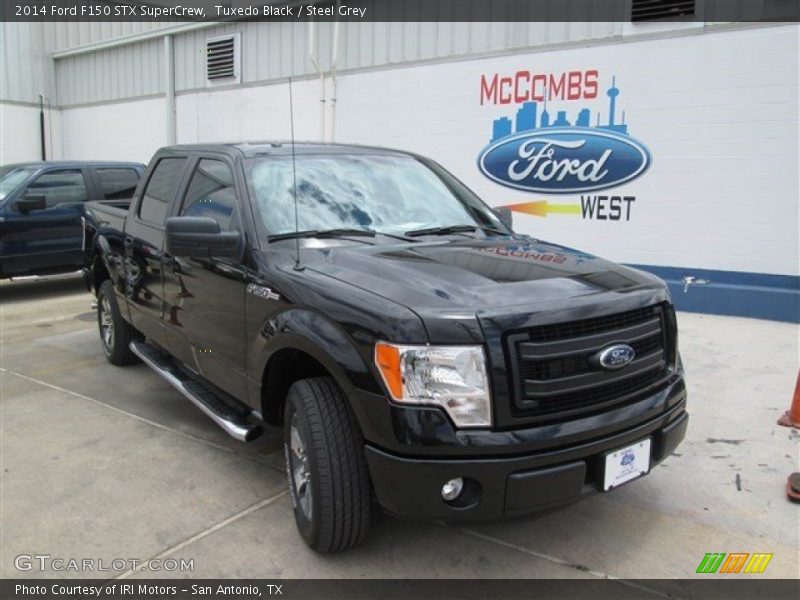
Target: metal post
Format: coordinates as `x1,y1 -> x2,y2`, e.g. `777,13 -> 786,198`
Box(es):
329,5 -> 341,142
308,22 -> 326,142
164,35 -> 176,146
39,94 -> 46,160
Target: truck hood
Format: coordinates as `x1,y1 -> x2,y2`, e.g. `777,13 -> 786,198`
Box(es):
301,236 -> 669,342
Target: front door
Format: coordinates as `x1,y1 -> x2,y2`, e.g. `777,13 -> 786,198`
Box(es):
2,168 -> 89,275
163,157 -> 248,401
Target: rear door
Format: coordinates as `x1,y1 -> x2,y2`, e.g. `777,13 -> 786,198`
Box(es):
162,155 -> 249,401
124,156 -> 189,347
1,167 -> 90,275
91,166 -> 142,201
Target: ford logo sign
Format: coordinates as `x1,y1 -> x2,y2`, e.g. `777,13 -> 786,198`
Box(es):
595,344 -> 636,370
477,127 -> 651,194
621,450 -> 636,466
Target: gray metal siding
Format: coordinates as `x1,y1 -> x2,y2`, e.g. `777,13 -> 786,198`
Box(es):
47,22 -> 173,50
1,21 -> 172,104
178,21 -> 622,90
51,21 -> 627,107
173,21 -> 322,92
56,38 -> 164,106
336,21 -> 622,69
0,22 -> 48,103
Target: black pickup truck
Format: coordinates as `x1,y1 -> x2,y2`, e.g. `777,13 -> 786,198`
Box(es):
1,161 -> 144,278
83,143 -> 688,552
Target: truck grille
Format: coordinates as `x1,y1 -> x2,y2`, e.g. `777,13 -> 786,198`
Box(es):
507,304 -> 673,420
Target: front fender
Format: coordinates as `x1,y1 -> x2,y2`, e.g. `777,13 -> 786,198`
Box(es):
252,308 -> 382,399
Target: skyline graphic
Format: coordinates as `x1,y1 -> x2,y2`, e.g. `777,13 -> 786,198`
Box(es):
490,76 -> 629,143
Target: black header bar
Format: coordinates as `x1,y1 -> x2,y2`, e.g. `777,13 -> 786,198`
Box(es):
1,0 -> 798,22
3,579 -> 800,600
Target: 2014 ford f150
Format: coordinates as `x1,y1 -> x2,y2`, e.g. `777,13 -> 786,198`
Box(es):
83,142 -> 688,553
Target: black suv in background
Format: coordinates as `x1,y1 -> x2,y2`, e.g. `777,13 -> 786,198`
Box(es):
83,143 -> 688,552
0,161 -> 144,278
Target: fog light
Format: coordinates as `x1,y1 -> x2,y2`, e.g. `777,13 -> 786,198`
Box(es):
441,477 -> 464,501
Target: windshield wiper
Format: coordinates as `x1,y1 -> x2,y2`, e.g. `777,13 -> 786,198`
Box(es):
405,225 -> 478,237
476,225 -> 510,236
405,224 -> 509,237
268,228 -> 377,242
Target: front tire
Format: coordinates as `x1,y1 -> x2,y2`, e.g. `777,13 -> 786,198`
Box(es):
283,377 -> 371,552
97,279 -> 139,366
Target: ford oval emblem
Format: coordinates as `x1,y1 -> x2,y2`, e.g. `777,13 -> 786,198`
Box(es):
596,344 -> 636,370
477,127 -> 651,194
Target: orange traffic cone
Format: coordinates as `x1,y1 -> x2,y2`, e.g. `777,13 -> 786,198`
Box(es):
788,473 -> 800,503
779,370 -> 800,503
778,370 -> 800,428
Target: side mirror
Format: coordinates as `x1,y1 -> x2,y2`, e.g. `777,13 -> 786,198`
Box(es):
166,216 -> 242,261
16,194 -> 46,213
495,206 -> 513,230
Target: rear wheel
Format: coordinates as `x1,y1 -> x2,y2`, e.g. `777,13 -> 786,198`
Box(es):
283,377 -> 371,552
97,279 -> 139,366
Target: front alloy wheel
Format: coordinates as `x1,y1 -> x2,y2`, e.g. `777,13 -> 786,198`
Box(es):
283,377 -> 371,553
288,413 -> 313,521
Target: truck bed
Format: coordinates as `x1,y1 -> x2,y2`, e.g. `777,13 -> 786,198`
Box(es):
84,199 -> 130,232
82,200 -> 132,293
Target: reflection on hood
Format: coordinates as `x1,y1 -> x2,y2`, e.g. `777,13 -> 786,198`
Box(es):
300,237 -> 663,312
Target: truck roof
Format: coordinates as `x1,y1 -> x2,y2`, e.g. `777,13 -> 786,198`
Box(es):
3,160 -> 144,169
162,142 -> 415,159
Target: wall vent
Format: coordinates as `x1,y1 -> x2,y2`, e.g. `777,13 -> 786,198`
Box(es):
206,33 -> 240,84
631,0 -> 696,22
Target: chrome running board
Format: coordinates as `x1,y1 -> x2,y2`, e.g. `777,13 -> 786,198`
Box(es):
130,340 -> 262,442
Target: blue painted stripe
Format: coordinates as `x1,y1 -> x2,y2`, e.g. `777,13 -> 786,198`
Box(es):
627,264 -> 800,324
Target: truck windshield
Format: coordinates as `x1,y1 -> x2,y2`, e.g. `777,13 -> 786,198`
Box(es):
248,154 -> 494,238
0,167 -> 36,201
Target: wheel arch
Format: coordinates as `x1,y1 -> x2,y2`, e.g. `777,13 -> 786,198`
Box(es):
90,253 -> 110,294
89,234 -> 120,294
256,309 -> 377,426
261,347 -> 332,425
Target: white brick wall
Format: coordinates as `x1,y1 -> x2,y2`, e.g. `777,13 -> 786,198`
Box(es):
0,103 -> 62,163
60,97 -> 165,163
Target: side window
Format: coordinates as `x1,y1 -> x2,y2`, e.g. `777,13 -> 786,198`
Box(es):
180,159 -> 239,231
26,169 -> 88,207
95,168 -> 141,200
139,158 -> 187,226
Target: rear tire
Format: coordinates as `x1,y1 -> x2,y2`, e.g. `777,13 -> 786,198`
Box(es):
283,377 -> 371,553
97,279 -> 139,366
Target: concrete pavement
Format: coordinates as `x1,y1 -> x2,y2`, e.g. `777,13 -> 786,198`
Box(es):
1,276 -> 798,580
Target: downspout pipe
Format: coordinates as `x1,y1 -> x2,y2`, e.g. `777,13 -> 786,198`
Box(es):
308,21 -> 326,142
38,94 -> 46,160
329,3 -> 341,142
164,35 -> 176,146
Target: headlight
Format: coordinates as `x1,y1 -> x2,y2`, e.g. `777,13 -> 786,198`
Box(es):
374,342 -> 492,428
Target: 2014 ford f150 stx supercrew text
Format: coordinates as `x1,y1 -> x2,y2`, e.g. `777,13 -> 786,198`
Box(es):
83,143 -> 688,552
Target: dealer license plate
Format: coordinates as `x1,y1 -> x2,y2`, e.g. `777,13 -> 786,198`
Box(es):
603,438 -> 651,491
